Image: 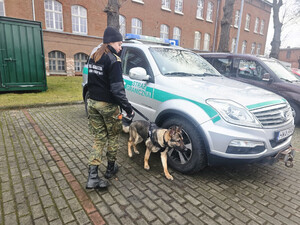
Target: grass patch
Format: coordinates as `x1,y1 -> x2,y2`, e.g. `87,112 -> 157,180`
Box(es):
0,76 -> 83,109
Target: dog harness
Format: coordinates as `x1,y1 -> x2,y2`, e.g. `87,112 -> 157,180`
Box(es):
148,123 -> 168,153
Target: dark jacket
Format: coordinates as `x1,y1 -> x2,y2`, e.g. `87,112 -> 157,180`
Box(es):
88,45 -> 132,114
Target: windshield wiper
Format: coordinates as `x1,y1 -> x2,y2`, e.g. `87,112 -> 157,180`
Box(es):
164,72 -> 194,76
203,73 -> 220,77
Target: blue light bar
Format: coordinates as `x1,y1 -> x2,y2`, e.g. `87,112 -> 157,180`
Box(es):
125,33 -> 178,46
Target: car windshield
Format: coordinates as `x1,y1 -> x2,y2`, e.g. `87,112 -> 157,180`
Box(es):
149,47 -> 221,77
262,59 -> 299,82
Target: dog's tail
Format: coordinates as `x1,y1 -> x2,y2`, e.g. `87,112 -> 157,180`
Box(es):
122,117 -> 132,133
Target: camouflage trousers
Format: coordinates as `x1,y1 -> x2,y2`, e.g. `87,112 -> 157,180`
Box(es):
87,99 -> 122,165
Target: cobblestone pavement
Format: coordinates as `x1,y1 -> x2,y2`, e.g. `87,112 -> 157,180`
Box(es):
0,104 -> 300,225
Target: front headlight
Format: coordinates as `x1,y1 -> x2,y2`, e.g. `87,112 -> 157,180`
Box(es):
206,99 -> 262,128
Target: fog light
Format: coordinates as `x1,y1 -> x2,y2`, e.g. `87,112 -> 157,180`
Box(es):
226,140 -> 265,154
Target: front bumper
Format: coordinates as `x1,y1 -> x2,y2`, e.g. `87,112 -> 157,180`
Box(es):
201,118 -> 295,165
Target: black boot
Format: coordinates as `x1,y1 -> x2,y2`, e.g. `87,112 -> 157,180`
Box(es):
104,161 -> 118,179
86,165 -> 108,189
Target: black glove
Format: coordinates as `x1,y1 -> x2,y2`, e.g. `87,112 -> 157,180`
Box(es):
126,111 -> 135,121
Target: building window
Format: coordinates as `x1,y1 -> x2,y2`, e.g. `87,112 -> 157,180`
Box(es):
286,49 -> 291,59
245,14 -> 250,31
256,44 -> 261,55
49,51 -> 65,72
119,15 -> 126,38
254,17 -> 259,33
196,0 -> 204,19
231,38 -> 236,53
131,18 -> 142,35
234,10 -> 239,28
206,2 -> 213,22
203,33 -> 210,51
162,0 -> 170,10
160,24 -> 169,39
260,20 -> 264,35
74,53 -> 88,72
71,5 -> 87,34
175,0 -> 183,13
44,0 -> 63,31
173,27 -> 181,45
241,40 -> 247,54
194,31 -> 201,50
0,0 -> 5,16
251,43 -> 256,54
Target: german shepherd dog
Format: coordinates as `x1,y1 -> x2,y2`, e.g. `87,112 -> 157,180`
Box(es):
125,120 -> 185,180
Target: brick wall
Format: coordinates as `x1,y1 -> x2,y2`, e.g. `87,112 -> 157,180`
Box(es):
3,0 -> 271,76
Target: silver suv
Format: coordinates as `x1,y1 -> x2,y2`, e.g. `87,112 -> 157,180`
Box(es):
82,39 -> 295,174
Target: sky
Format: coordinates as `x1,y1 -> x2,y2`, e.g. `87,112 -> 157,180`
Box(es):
265,0 -> 300,54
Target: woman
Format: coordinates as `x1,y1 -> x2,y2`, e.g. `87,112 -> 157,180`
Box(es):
86,27 -> 134,189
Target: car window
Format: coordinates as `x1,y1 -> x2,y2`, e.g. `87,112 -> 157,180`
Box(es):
150,48 -> 220,76
211,58 -> 231,76
122,47 -> 152,77
237,59 -> 266,81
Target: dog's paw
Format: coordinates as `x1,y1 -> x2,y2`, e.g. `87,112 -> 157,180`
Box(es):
166,174 -> 174,180
144,165 -> 150,170
128,152 -> 133,158
134,150 -> 140,155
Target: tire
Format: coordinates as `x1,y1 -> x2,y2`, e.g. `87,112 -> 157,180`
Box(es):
161,116 -> 207,174
84,91 -> 90,117
290,102 -> 300,125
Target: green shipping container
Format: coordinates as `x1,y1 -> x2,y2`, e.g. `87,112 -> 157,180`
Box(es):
0,16 -> 47,92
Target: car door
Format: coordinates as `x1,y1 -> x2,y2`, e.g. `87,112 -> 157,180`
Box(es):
121,46 -> 157,121
230,58 -> 278,93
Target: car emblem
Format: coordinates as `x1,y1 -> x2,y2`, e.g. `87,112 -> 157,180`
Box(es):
280,111 -> 287,122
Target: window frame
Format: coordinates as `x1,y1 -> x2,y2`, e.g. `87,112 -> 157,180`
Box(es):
74,52 -> 88,72
0,0 -> 5,16
173,27 -> 181,45
119,15 -> 126,38
206,2 -> 213,22
254,17 -> 259,33
260,19 -> 264,35
203,33 -> 211,51
160,24 -> 169,39
245,14 -> 250,31
196,0 -> 204,19
194,31 -> 201,50
251,43 -> 256,55
175,0 -> 183,14
48,50 -> 66,73
131,18 -> 142,35
241,40 -> 247,54
162,0 -> 171,11
71,5 -> 87,35
231,38 -> 236,53
234,10 -> 240,28
44,0 -> 63,31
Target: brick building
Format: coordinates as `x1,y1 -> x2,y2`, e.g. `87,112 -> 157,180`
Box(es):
0,0 -> 272,76
278,47 -> 300,69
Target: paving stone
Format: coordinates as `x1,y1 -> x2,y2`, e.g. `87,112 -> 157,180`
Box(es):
74,209 -> 90,225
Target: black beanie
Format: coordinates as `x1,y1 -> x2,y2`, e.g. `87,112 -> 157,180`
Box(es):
103,27 -> 123,43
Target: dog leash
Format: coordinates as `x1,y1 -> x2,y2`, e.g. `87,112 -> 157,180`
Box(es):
131,106 -> 150,121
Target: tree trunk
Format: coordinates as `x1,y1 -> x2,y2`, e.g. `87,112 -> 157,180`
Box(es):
104,0 -> 120,30
270,0 -> 283,59
217,0 -> 235,52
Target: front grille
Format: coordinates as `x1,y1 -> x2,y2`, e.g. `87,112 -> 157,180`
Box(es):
250,103 -> 292,128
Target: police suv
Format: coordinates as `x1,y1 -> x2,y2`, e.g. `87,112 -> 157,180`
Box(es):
82,34 -> 295,174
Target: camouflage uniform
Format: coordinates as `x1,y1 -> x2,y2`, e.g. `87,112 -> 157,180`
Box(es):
87,99 -> 122,165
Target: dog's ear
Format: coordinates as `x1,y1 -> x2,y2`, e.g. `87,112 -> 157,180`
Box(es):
168,127 -> 176,136
176,126 -> 182,133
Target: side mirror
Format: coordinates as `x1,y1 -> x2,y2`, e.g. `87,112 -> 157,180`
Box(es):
129,67 -> 150,81
262,73 -> 272,82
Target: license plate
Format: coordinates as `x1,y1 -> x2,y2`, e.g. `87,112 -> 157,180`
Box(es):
275,126 -> 294,142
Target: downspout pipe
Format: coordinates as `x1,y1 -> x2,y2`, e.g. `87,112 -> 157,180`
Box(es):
212,0 -> 221,52
32,0 -> 36,21
235,0 -> 244,53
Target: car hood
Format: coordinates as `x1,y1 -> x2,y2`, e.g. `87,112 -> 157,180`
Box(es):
158,76 -> 286,109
